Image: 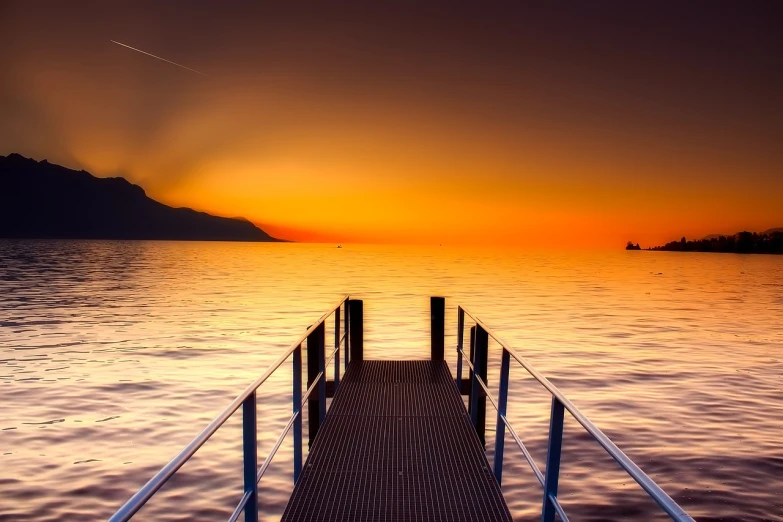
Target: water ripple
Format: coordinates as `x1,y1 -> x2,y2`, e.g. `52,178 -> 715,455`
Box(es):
1,240 -> 782,521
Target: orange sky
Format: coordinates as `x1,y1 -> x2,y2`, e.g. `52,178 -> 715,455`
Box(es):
1,2 -> 781,247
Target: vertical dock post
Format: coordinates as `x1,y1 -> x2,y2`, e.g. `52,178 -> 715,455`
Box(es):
541,397 -> 565,522
349,299 -> 363,361
456,307 -> 465,390
242,391 -> 259,522
468,325 -> 476,413
317,324 -> 326,428
292,344 -> 303,483
493,347 -> 511,484
344,299 -> 350,371
307,322 -> 326,446
431,296 -> 445,360
334,306 -> 341,389
470,325 -> 489,447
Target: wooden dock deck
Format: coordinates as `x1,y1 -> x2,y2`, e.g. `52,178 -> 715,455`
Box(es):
281,360 -> 513,522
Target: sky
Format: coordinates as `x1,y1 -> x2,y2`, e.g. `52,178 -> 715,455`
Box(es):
1,1 -> 781,247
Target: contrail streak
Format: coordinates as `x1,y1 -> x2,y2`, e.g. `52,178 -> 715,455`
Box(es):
110,40 -> 207,76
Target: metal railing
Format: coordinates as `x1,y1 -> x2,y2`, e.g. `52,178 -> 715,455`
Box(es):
456,305 -> 695,522
109,296 -> 351,522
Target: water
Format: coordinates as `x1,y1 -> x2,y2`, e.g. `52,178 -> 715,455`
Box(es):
1,240 -> 781,521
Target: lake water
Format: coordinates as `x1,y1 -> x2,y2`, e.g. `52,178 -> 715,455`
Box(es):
1,240 -> 781,522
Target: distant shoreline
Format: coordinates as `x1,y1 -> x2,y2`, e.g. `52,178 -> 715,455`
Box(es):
632,230 -> 783,255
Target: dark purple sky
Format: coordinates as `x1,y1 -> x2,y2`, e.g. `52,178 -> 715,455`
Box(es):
2,1 -> 781,245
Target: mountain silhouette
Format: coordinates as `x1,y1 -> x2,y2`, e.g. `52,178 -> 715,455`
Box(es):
0,154 -> 281,242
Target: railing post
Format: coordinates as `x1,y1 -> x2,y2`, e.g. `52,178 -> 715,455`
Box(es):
493,347 -> 511,484
307,322 -> 326,446
470,325 -> 488,447
456,307 -> 465,391
334,306 -> 341,389
541,397 -> 565,522
242,392 -> 259,522
431,296 -> 445,360
292,344 -> 303,484
317,323 -> 326,426
349,299 -> 363,361
344,299 -> 350,371
468,325 -> 476,415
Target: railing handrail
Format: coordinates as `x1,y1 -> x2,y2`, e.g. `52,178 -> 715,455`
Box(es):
458,304 -> 695,522
109,295 -> 350,522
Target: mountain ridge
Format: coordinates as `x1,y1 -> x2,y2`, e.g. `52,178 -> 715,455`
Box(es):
0,153 -> 282,242
702,228 -> 783,240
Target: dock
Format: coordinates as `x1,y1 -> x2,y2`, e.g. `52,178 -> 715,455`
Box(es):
108,296 -> 696,522
281,360 -> 512,521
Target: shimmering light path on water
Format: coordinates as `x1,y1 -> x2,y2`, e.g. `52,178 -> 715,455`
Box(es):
1,241 -> 781,521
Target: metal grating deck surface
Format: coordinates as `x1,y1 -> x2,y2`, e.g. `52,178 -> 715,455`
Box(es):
281,360 -> 512,522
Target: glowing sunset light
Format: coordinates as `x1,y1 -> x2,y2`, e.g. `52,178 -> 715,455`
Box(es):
2,3 -> 780,247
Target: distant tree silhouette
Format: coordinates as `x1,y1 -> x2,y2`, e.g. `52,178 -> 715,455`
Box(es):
650,231 -> 783,255
736,231 -> 754,253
